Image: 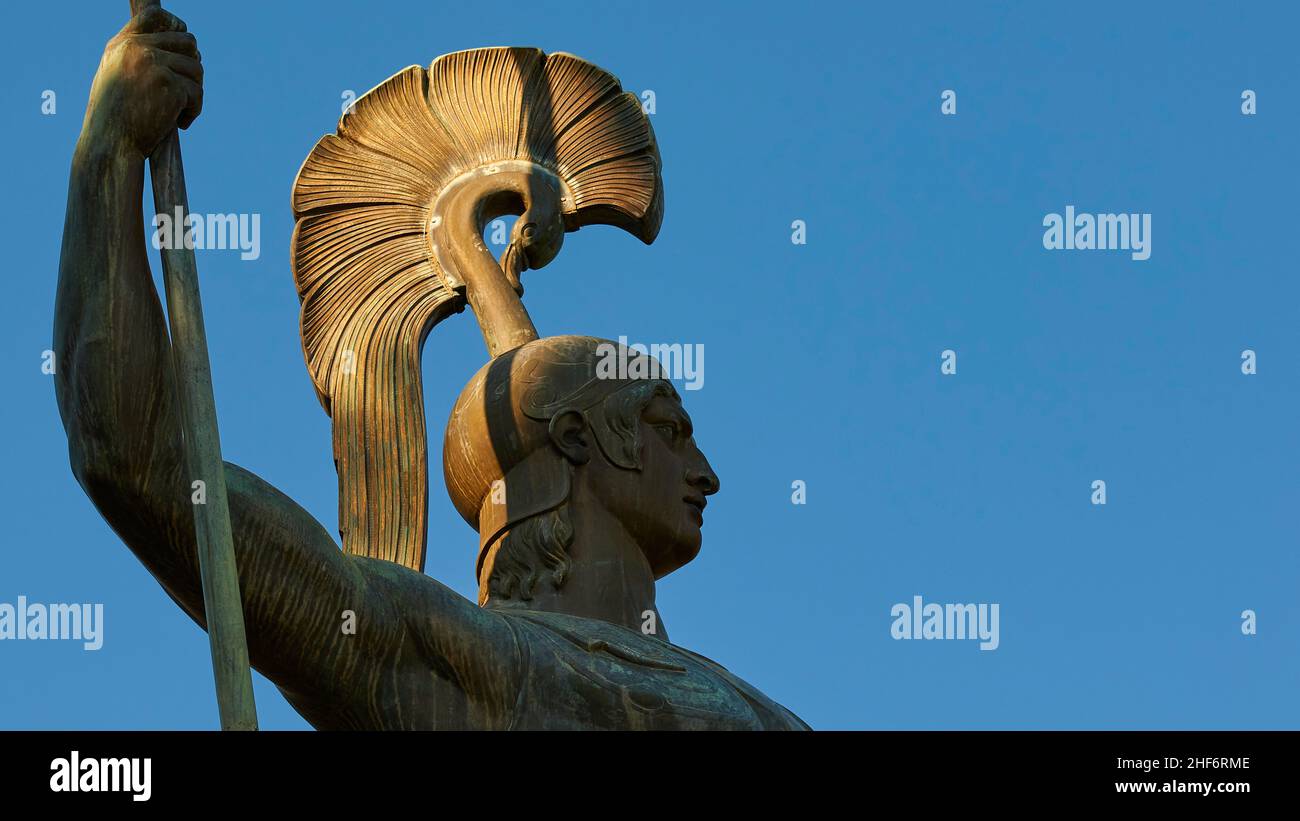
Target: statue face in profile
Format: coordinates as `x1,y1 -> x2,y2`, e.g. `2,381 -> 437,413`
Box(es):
579,390 -> 719,578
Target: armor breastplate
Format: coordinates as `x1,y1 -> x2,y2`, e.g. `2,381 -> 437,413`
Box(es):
502,610 -> 808,731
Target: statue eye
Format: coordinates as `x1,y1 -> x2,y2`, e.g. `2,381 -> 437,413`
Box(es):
653,423 -> 677,441
521,223 -> 537,240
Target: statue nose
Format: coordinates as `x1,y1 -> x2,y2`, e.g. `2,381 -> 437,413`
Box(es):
687,461 -> 720,496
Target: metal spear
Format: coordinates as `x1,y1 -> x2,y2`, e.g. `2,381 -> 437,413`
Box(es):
128,0 -> 258,730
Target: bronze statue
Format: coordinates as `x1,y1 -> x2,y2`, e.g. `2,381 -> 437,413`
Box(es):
54,6 -> 808,729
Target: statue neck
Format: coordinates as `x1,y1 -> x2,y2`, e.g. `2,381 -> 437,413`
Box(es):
484,496 -> 667,641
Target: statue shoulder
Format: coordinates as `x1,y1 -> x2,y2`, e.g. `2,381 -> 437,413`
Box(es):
352,557 -> 524,679
354,557 -> 518,646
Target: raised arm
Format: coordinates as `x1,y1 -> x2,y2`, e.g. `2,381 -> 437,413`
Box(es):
53,8 -> 517,728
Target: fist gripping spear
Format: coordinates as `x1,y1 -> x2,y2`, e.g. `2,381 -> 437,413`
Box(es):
56,6 -> 808,729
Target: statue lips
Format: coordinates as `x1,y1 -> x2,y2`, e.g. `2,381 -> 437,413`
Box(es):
683,494 -> 706,524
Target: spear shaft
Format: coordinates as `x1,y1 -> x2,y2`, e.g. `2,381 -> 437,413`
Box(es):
128,0 -> 258,730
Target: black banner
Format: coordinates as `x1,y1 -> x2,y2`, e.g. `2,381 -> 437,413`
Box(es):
0,730 -> 1280,806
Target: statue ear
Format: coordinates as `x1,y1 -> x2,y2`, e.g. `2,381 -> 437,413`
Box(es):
548,410 -> 591,466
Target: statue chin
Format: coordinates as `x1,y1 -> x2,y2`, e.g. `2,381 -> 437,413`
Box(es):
647,536 -> 702,580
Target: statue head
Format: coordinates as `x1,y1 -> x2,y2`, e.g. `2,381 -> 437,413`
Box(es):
445,335 -> 719,604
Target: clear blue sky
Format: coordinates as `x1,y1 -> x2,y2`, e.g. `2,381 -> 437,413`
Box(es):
1,1 -> 1296,729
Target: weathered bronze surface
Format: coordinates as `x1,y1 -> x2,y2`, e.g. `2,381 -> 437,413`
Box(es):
55,8 -> 808,729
